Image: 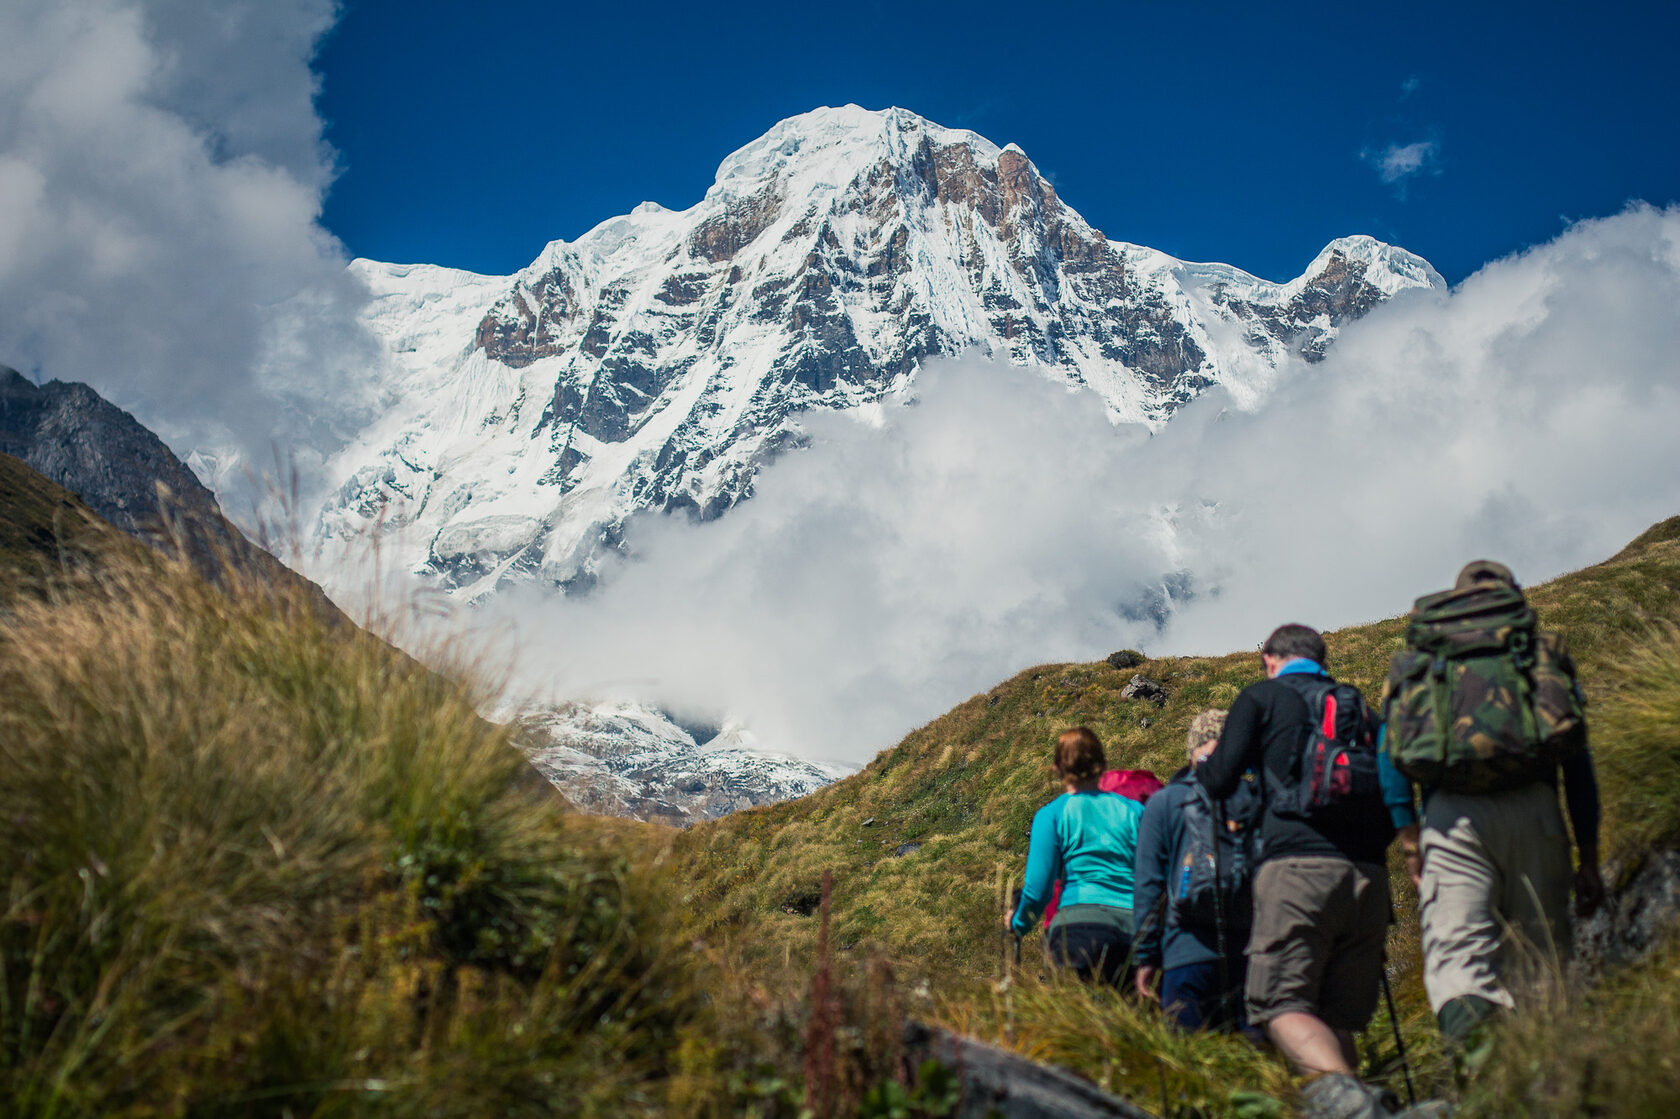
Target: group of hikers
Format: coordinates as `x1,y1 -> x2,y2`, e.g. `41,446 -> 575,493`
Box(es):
1006,561 -> 1602,1119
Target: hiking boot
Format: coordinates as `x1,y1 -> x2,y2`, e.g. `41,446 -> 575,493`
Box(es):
1298,1072 -> 1393,1119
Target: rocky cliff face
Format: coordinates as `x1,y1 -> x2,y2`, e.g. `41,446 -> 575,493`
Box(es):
0,366 -> 353,622
312,106 -> 1444,602
0,366 -> 224,536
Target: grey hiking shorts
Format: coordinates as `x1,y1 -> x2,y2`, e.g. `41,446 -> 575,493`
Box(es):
1244,856 -> 1389,1031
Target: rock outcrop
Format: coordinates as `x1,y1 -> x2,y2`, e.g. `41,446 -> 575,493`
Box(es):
902,1021 -> 1157,1119
0,366 -> 222,537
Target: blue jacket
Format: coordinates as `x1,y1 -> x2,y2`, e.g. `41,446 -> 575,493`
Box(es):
1010,790 -> 1142,936
1131,767 -> 1224,971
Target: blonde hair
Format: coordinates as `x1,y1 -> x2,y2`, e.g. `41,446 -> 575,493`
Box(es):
1054,726 -> 1106,783
1186,709 -> 1227,758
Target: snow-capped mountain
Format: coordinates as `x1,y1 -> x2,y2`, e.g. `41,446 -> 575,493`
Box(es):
518,702 -> 853,825
313,105 -> 1443,601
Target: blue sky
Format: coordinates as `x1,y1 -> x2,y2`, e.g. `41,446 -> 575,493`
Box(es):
315,0 -> 1679,285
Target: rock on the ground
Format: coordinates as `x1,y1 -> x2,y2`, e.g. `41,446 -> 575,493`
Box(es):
902,1021 -> 1156,1119
1120,674 -> 1168,707
1574,847 -> 1680,980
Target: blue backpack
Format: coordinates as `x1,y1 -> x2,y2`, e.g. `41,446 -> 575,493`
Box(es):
1169,773 -> 1261,931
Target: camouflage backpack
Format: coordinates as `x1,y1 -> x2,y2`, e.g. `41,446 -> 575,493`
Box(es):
1382,582 -> 1586,793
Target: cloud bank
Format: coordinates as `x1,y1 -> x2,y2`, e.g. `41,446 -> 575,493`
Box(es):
499,205 -> 1680,766
0,0 -> 373,502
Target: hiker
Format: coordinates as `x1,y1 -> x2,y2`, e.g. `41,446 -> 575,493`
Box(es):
1380,560 -> 1604,1048
1008,726 -> 1145,987
1132,708 -> 1258,1032
1040,765 -> 1162,929
1198,624 -> 1402,1118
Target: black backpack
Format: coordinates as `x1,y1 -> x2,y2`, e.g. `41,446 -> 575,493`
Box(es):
1271,675 -> 1384,824
1169,774 -> 1260,932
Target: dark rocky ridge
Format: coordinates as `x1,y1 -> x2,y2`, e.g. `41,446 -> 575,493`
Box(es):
0,365 -> 338,614
0,366 -> 222,536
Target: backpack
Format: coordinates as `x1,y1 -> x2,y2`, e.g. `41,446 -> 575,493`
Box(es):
1382,582 -> 1586,794
1169,774 -> 1260,932
1101,767 -> 1164,802
1271,674 -> 1384,823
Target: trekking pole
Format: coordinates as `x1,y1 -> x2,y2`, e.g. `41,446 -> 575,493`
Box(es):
1380,967 -> 1416,1107
1211,796 -> 1230,1020
1008,884 -> 1023,970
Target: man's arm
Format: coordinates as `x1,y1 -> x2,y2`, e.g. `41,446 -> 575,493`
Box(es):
1560,745 -> 1604,916
1377,725 -> 1423,885
1197,689 -> 1263,799
1130,792 -> 1176,969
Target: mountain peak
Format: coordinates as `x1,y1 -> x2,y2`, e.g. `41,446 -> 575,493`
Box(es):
712,105 -> 1003,190
1305,234 -> 1447,296
320,106 -> 1444,602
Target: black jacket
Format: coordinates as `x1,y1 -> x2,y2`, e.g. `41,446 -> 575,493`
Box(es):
1198,671 -> 1393,866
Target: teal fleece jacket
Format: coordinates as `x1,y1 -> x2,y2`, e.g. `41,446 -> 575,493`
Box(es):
1010,790 -> 1143,936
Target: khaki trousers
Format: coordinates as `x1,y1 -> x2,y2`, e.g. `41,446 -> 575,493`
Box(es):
1418,781 -> 1573,1014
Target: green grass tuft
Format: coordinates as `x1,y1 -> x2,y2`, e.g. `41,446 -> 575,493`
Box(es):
0,555 -> 704,1116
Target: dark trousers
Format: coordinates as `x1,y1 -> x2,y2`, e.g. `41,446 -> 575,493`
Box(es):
1047,923 -> 1134,988
1162,951 -> 1250,1032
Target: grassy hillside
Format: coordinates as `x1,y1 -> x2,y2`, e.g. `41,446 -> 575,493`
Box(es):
0,452 -> 153,602
0,455 -> 911,1118
5,453 -> 1677,1116
675,516 -> 1680,1114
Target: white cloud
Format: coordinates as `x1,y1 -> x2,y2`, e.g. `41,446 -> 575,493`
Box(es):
0,0 -> 374,495
1367,138 -> 1440,188
490,206 -> 1680,767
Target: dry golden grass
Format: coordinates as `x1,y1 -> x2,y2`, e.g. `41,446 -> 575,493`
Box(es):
0,552 -> 708,1117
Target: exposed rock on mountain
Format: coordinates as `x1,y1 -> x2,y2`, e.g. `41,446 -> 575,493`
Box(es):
0,366 -> 223,536
518,701 -> 853,825
0,365 -> 344,605
902,1022 -> 1156,1119
314,106 -> 1444,602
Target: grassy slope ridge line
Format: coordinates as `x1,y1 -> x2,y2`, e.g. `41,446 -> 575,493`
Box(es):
0,452 -> 155,602
675,516 -> 1680,1114
0,457 -> 705,1117
0,454 -> 965,1118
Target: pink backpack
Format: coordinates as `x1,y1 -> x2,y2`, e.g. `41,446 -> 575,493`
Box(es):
1042,769 -> 1163,929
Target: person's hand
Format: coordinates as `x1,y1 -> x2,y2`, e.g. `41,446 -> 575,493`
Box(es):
1575,861 -> 1605,918
1134,964 -> 1159,1003
1398,824 -> 1423,889
1405,848 -> 1423,889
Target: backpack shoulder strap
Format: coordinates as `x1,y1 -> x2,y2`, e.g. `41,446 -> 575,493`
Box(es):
1272,671 -> 1333,716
